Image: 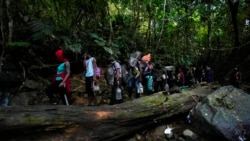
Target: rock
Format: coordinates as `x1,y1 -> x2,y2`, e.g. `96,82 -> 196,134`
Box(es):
182,129 -> 199,141
191,85 -> 250,141
9,91 -> 43,105
23,79 -> 40,90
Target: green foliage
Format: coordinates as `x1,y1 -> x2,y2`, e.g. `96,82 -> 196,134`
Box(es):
178,55 -> 193,66
60,36 -> 82,53
90,33 -> 113,55
27,19 -> 54,41
90,33 -> 121,56
7,42 -> 31,47
1,0 -> 249,76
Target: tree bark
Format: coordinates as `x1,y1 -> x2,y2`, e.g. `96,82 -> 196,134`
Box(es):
218,0 -> 240,81
0,85 -> 216,141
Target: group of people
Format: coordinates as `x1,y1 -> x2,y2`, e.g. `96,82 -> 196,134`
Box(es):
44,48 -> 244,106
105,52 -> 164,104
45,49 -> 100,106
1,49 -> 241,107
44,49 -> 218,106
44,50 -> 159,106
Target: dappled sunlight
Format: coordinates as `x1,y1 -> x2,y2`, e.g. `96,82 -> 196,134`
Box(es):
84,111 -> 114,120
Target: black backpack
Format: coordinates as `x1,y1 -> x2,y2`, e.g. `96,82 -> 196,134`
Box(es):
0,61 -> 25,88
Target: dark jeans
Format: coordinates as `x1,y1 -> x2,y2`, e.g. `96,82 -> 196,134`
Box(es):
127,77 -> 140,98
45,80 -> 70,105
85,76 -> 97,106
85,76 -> 94,96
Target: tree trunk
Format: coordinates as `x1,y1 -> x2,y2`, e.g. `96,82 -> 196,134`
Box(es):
0,0 -> 5,66
0,85 -> 216,141
218,0 -> 240,81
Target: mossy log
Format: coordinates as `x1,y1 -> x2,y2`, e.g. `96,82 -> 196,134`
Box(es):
0,85 -> 216,141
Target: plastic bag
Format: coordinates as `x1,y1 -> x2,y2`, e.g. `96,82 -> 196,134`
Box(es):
137,83 -> 144,94
116,86 -> 122,100
93,82 -> 100,92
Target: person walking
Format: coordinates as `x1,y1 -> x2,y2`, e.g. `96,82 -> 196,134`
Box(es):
127,65 -> 141,99
231,67 -> 241,88
45,49 -> 71,105
108,57 -> 123,105
177,68 -> 185,87
83,51 -> 98,106
153,64 -> 165,93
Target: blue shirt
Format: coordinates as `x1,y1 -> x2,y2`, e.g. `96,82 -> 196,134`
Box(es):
85,57 -> 95,77
56,62 -> 66,81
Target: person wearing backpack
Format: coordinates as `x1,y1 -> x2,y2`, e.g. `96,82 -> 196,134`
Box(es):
153,64 -> 165,93
142,61 -> 154,95
127,51 -> 143,99
83,51 -> 98,106
45,49 -> 71,105
108,57 -> 123,105
127,64 -> 141,99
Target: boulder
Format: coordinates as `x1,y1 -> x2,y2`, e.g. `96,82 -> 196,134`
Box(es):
191,85 -> 250,141
23,79 -> 40,90
9,91 -> 43,105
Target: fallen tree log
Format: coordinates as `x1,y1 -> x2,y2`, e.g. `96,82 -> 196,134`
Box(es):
0,85 -> 216,141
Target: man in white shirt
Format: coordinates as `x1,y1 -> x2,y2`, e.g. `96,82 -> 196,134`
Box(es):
83,51 -> 97,106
